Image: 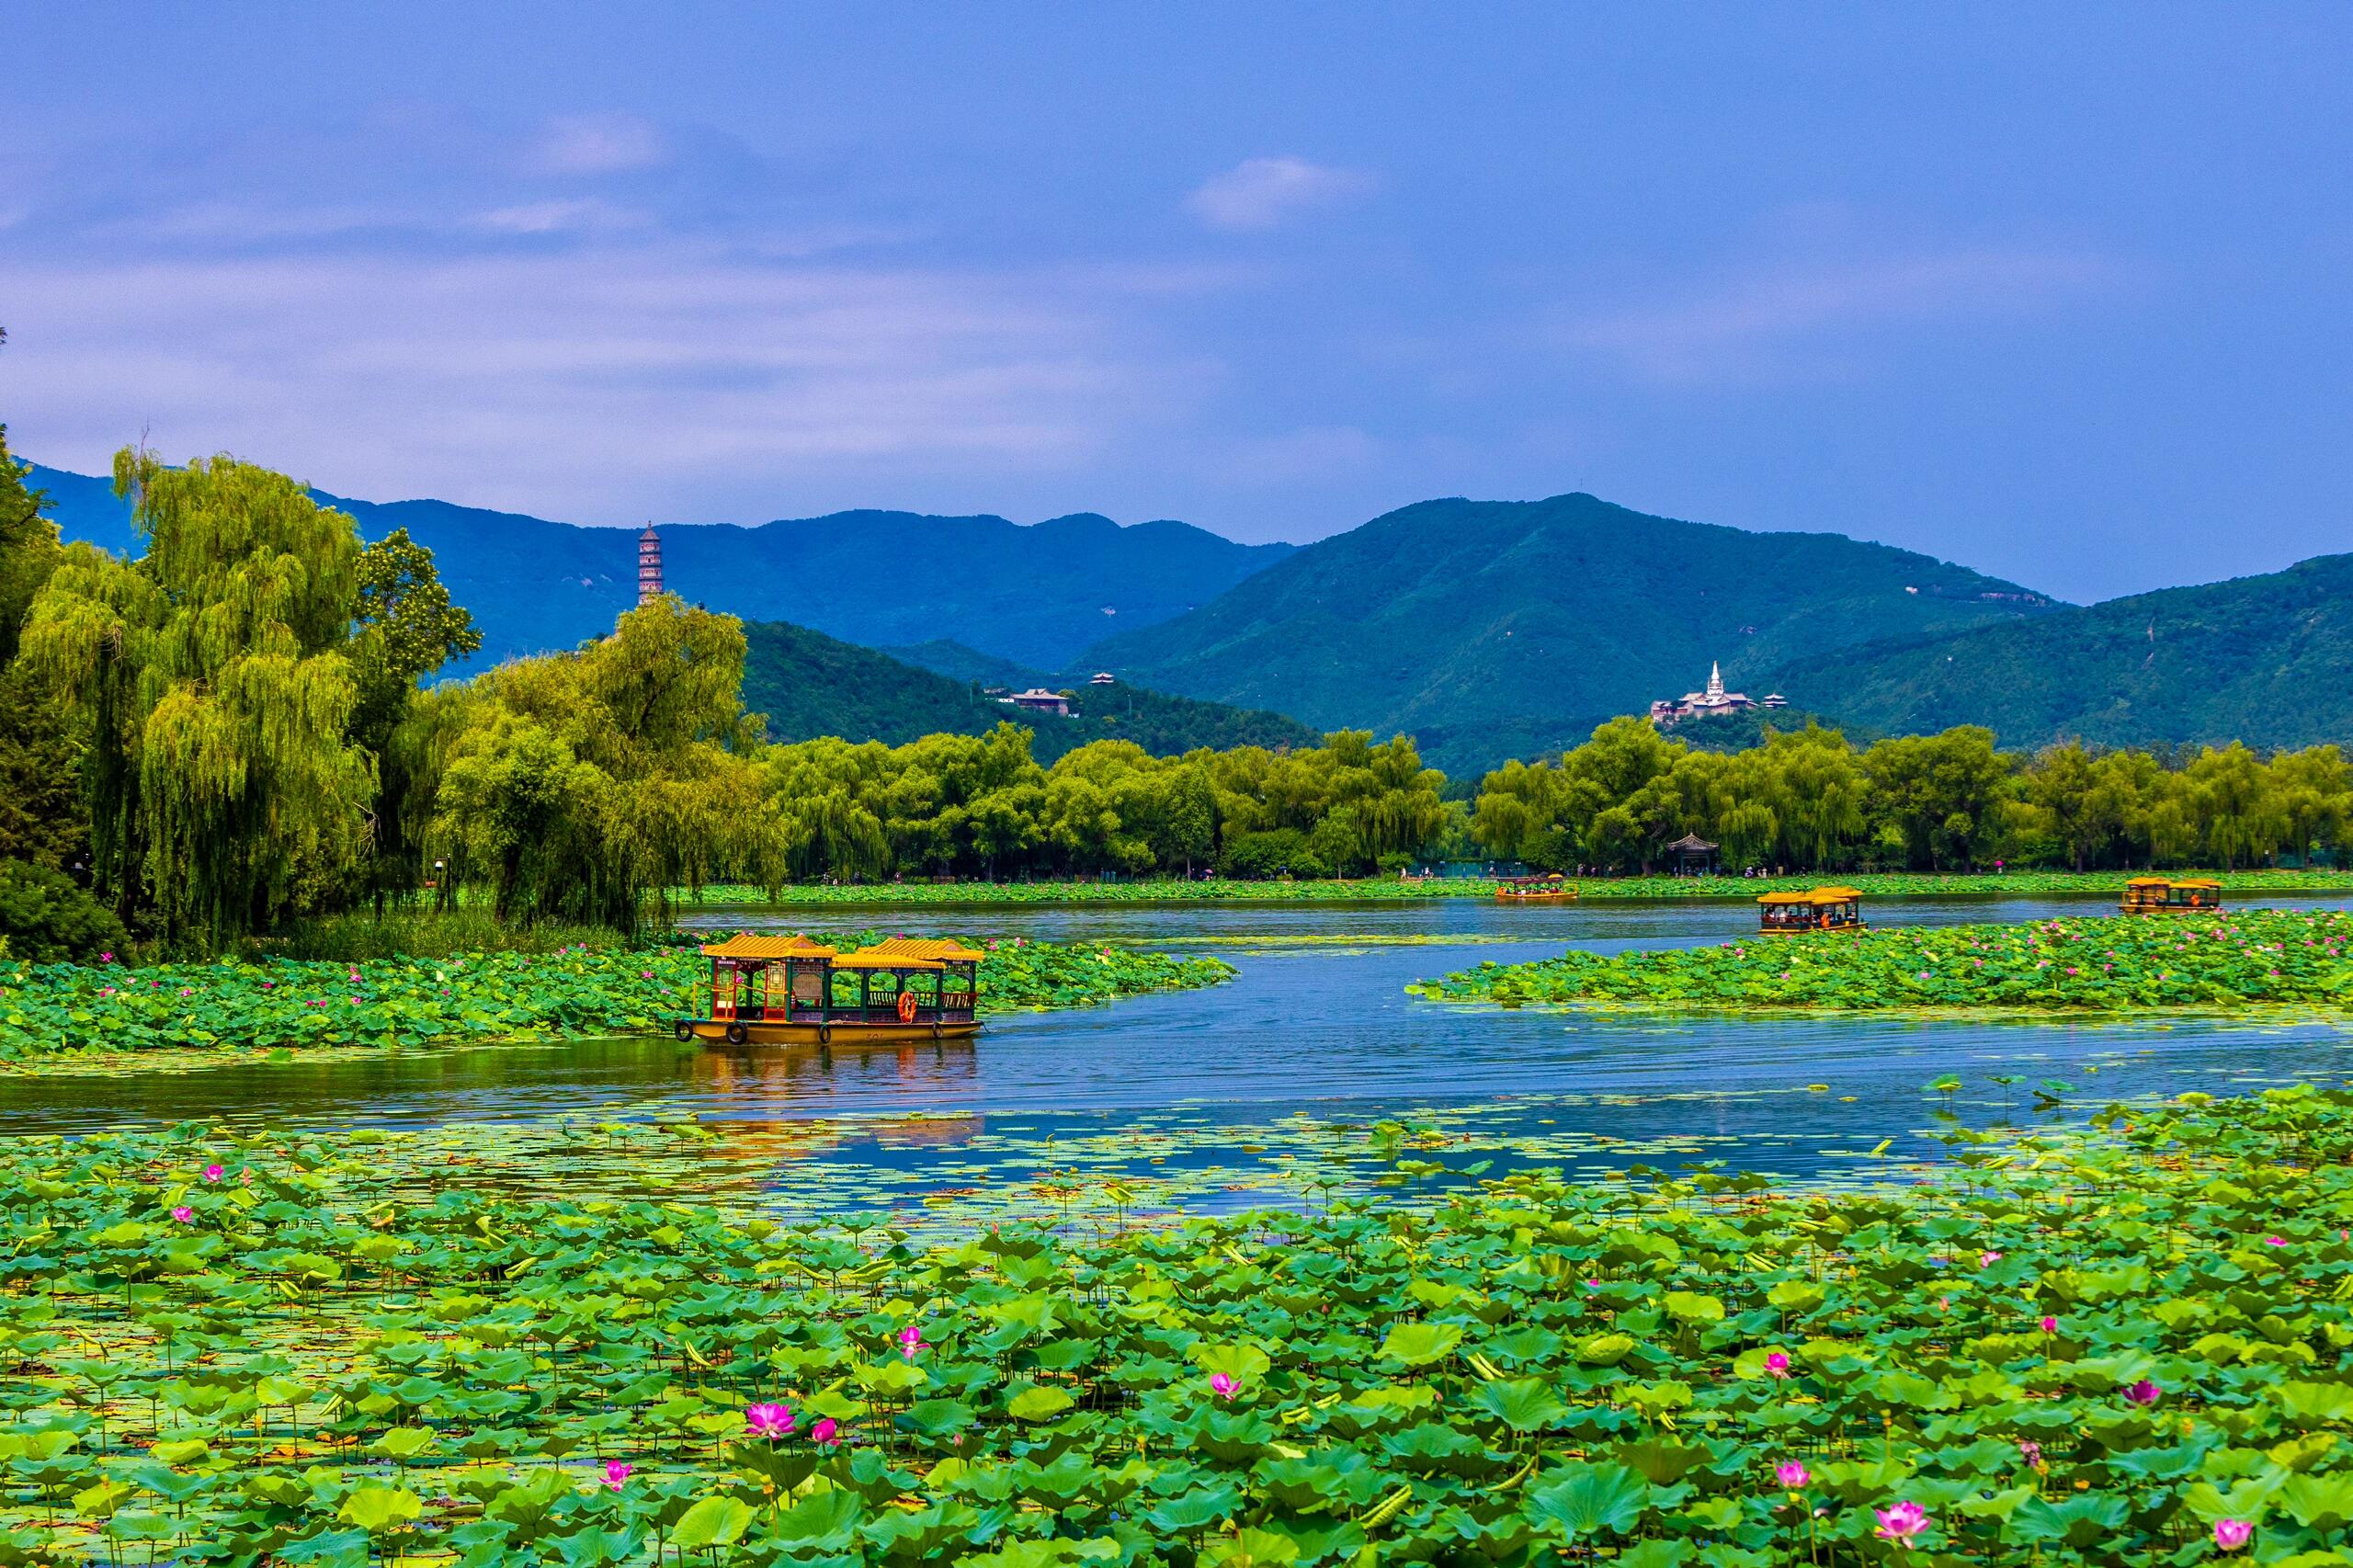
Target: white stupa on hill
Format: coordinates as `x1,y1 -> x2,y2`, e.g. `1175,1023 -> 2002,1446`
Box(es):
1648,662 -> 1788,726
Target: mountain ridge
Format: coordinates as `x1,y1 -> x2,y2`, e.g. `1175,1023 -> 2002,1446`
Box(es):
1075,492 -> 2063,775
738,619 -> 1320,761
25,462 -> 1292,675
1768,551 -> 2353,751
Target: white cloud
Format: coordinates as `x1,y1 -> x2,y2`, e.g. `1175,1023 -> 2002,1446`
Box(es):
473,199 -> 646,235
1186,156 -> 1376,232
0,247 -> 1217,519
1562,247 -> 2120,384
531,113 -> 668,176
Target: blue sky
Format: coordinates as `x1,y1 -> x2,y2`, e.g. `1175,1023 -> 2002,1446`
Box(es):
3,3 -> 2347,602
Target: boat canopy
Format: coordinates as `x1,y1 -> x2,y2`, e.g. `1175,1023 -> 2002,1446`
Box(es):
1757,887 -> 1863,906
2124,876 -> 2171,887
2173,878 -> 2222,890
859,937 -> 987,962
832,949 -> 945,971
699,934 -> 838,960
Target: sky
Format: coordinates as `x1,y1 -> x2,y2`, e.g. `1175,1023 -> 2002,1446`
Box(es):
3,3 -> 2348,604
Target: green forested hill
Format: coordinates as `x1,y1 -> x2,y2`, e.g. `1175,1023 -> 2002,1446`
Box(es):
1079,492 -> 2056,776
740,620 -> 1319,762
1771,552 -> 2353,749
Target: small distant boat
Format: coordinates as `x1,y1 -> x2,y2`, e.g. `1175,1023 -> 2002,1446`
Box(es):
1495,873 -> 1579,903
1756,886 -> 1865,935
2120,877 -> 2222,915
674,934 -> 984,1046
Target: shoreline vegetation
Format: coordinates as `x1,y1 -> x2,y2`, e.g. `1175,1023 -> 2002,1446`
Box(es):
0,933 -> 1232,1064
1411,907 -> 2353,1015
669,868 -> 2353,906
1,1089 -> 2349,1562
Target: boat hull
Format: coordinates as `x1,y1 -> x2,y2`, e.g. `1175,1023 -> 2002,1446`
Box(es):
1756,923 -> 1867,937
676,1018 -> 981,1047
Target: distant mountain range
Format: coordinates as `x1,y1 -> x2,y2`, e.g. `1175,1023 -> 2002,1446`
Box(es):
1768,553 -> 2353,752
27,463 -> 1290,674
33,460 -> 2350,771
1074,493 -> 2060,775
739,620 -> 1317,762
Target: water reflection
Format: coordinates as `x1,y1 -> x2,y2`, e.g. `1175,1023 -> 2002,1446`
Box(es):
0,892 -> 2342,1189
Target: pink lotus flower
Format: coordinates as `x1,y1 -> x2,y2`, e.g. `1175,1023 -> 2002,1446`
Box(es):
1980,1250 -> 2003,1267
744,1403 -> 794,1439
1774,1460 -> 1809,1488
602,1460 -> 632,1489
2265,1236 -> 2287,1247
2040,1315 -> 2057,1334
2123,1379 -> 2161,1407
203,1164 -> 223,1184
2214,1519 -> 2253,1551
1765,1351 -> 1791,1380
2018,1440 -> 2043,1469
1210,1372 -> 1237,1401
170,1205 -> 193,1223
1873,1500 -> 1928,1545
898,1324 -> 926,1361
812,1417 -> 839,1447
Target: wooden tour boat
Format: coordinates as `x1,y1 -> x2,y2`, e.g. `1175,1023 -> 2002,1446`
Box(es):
2120,877 -> 2222,915
674,934 -> 983,1046
1495,873 -> 1579,903
1756,886 -> 1865,935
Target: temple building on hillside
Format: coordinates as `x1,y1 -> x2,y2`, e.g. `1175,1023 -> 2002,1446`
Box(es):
1649,663 -> 1788,727
1001,687 -> 1073,717
637,525 -> 664,604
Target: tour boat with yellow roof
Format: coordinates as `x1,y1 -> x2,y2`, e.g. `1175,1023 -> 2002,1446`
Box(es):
1756,886 -> 1865,935
2120,877 -> 2222,914
674,934 -> 984,1046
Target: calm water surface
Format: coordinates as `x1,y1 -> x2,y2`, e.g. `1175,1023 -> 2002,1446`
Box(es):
4,893 -> 2346,1187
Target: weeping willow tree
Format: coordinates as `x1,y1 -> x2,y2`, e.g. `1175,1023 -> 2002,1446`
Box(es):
407,597 -> 795,935
20,451 -> 377,950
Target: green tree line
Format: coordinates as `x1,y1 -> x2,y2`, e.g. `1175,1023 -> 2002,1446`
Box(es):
1472,716 -> 2353,874
5,438 -> 2346,957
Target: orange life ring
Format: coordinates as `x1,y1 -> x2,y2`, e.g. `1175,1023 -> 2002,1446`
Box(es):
896,990 -> 918,1024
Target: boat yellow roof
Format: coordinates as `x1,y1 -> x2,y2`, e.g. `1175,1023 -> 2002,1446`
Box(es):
699,934 -> 838,960
2125,876 -> 2172,886
861,937 -> 987,962
2173,878 -> 2222,890
1757,886 -> 1864,905
832,948 -> 945,971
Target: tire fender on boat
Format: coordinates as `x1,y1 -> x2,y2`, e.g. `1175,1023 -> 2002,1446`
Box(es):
724,1022 -> 748,1046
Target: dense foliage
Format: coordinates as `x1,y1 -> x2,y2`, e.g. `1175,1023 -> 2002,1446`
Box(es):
756,727 -> 1448,884
0,934 -> 1229,1058
400,597 -> 782,936
3,1090 -> 2353,1562
12,450 -> 479,950
0,859 -> 128,964
739,621 -> 1317,763
1778,551 -> 2353,753
1412,907 -> 2353,1013
1473,717 -> 2353,875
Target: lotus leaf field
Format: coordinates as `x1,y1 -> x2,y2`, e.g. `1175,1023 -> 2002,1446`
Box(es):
675,871 -> 2353,907
1411,909 -> 2353,1015
4,1091 -> 2353,1563
0,936 -> 1231,1062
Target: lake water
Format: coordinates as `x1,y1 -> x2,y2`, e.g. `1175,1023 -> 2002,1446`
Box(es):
4,892 -> 2345,1208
